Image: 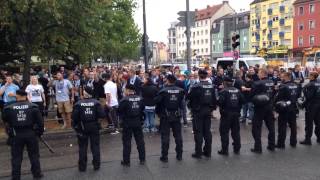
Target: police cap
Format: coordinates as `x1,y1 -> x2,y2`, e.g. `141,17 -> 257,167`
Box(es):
16,90 -> 27,96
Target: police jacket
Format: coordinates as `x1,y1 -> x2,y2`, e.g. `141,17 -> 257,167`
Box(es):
251,78 -> 275,106
275,81 -> 300,111
187,80 -> 217,112
118,94 -> 145,127
303,79 -> 320,107
218,87 -> 244,113
155,84 -> 184,118
2,101 -> 44,137
72,98 -> 106,132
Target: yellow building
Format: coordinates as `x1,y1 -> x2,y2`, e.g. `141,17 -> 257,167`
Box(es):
250,0 -> 295,57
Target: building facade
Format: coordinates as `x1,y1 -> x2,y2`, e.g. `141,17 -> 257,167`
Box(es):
250,0 -> 295,56
168,22 -> 178,61
212,11 -> 251,59
149,41 -> 168,65
176,1 -> 235,60
293,0 -> 320,50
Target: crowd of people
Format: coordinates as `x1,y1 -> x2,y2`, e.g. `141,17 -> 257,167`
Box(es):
1,63 -> 320,180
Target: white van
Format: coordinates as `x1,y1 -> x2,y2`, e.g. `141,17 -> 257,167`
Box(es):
215,57 -> 267,71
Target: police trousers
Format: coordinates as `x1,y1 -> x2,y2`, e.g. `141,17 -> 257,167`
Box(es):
160,118 -> 183,158
122,126 -> 145,163
219,111 -> 241,152
277,110 -> 297,146
77,130 -> 100,170
192,109 -> 212,156
11,134 -> 41,180
305,103 -> 320,140
252,105 -> 275,150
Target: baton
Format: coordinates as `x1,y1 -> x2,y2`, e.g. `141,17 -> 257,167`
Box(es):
39,136 -> 55,154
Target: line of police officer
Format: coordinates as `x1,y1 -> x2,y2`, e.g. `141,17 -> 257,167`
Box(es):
3,69 -> 320,180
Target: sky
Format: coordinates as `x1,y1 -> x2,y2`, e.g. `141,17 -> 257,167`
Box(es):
133,0 -> 252,43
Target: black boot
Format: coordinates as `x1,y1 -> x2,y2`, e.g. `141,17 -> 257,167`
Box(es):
191,153 -> 202,159
160,156 -> 168,163
121,161 -> 130,167
300,139 -> 312,146
176,154 -> 182,161
217,150 -> 229,156
250,148 -> 262,154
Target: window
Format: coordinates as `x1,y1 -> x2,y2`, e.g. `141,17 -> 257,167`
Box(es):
182,42 -> 184,46
309,20 -> 315,29
197,31 -> 199,35
201,39 -> 204,44
310,36 -> 315,45
262,17 -> 266,24
193,41 -> 195,45
205,48 -> 208,53
197,40 -> 199,45
299,23 -> 304,31
299,6 -> 304,15
205,20 -> 208,25
205,30 -> 208,35
310,4 -> 315,13
193,32 -> 195,37
201,30 -> 203,35
298,37 -> 303,46
205,39 -> 208,44
201,49 -> 204,53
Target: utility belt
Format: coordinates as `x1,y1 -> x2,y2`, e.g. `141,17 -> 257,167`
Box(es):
164,109 -> 182,122
79,120 -> 100,132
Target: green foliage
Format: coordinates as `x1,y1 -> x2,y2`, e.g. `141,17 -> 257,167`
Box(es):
0,0 -> 141,84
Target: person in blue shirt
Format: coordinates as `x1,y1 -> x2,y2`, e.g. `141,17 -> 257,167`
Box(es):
0,75 -> 20,105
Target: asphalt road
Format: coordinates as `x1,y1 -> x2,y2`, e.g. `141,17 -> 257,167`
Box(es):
0,110 -> 320,180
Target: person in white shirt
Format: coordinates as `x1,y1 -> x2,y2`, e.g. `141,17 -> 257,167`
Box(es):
104,72 -> 119,134
25,76 -> 46,116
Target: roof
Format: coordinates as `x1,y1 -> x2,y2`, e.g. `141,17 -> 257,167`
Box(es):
195,4 -> 223,21
293,0 -> 319,5
250,0 -> 268,5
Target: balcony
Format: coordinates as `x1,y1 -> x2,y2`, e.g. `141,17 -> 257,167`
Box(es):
268,20 -> 273,28
279,32 -> 285,38
280,6 -> 285,13
280,19 -> 285,26
267,33 -> 273,40
268,8 -> 273,15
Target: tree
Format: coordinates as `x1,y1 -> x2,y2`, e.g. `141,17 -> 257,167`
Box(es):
0,0 -> 140,87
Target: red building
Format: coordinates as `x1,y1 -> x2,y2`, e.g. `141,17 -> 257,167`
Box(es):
293,0 -> 320,50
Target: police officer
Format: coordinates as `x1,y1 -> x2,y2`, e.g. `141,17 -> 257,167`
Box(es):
118,84 -> 146,167
72,87 -> 106,172
217,77 -> 245,155
251,69 -> 276,153
2,90 -> 44,180
300,72 -> 320,145
275,72 -> 300,148
156,74 -> 184,162
187,69 -> 217,158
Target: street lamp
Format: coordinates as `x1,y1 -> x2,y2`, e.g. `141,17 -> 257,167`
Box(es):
142,0 -> 148,72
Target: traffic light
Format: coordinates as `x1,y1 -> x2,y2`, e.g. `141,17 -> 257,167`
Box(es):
232,34 -> 240,50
